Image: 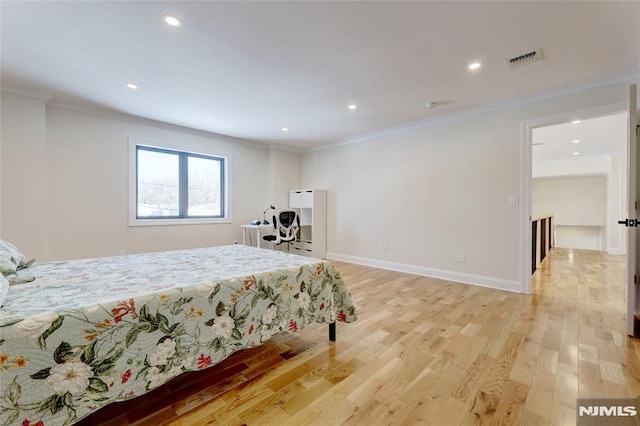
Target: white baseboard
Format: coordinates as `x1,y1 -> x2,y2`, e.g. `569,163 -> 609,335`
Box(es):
326,252 -> 523,293
608,248 -> 626,255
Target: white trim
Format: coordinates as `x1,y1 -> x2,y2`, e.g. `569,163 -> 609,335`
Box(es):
520,120 -> 533,294
626,84 -> 637,336
313,70 -> 640,152
128,137 -> 232,227
520,102 -> 629,295
326,252 -> 521,293
129,218 -> 232,227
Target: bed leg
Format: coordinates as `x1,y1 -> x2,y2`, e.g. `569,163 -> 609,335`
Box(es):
329,322 -> 336,342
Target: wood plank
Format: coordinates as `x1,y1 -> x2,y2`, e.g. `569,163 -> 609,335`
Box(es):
490,379 -> 528,426
451,353 -> 494,404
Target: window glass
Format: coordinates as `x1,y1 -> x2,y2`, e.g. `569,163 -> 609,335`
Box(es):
188,156 -> 222,217
137,149 -> 180,217
134,145 -> 226,220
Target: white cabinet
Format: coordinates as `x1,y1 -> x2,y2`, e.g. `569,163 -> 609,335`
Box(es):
289,190 -> 313,209
288,189 -> 326,258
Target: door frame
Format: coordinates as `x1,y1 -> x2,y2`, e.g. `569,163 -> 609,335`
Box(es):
520,102 -> 627,294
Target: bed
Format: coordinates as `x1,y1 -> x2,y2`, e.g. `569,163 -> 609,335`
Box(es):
0,244 -> 357,426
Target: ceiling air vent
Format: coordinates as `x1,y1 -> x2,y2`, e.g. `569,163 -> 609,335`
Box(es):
506,49 -> 543,69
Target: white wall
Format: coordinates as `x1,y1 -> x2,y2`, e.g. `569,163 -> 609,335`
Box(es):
269,149 -> 302,212
0,94 -> 3,237
303,114 -> 522,290
533,176 -> 606,226
0,93 -> 2,237
532,150 -> 627,255
554,225 -> 604,251
533,175 -> 606,250
0,92 -> 293,261
0,92 -> 48,260
532,153 -> 610,178
301,79 -> 638,292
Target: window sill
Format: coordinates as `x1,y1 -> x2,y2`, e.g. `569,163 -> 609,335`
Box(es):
128,218 -> 232,227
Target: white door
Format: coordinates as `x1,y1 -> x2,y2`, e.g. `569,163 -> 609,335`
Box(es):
627,84 -> 638,336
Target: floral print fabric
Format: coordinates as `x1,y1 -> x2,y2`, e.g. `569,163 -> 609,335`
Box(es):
0,245 -> 357,425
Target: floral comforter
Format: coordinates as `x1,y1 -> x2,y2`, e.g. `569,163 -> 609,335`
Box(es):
0,245 -> 357,426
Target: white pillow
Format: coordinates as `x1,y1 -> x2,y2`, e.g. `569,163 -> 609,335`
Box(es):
0,239 -> 27,277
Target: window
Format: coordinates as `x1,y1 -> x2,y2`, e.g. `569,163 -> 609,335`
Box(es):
130,140 -> 229,225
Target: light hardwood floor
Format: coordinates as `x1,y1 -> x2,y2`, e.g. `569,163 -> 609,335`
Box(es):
90,248 -> 640,425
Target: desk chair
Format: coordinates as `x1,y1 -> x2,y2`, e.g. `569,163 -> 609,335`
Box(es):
263,209 -> 300,249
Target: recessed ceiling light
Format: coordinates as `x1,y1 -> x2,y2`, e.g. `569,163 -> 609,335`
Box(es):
571,119 -> 581,124
572,139 -> 580,143
125,83 -> 138,90
348,104 -> 357,110
282,127 -> 289,132
573,152 -> 580,156
163,14 -> 182,27
468,62 -> 482,70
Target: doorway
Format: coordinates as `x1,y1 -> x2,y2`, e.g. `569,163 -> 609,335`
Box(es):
532,113 -> 627,253
520,103 -> 628,295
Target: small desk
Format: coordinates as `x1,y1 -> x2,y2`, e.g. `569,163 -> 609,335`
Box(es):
240,224 -> 273,248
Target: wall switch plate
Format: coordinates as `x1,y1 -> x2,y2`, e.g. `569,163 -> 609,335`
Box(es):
509,195 -> 519,207
457,252 -> 465,262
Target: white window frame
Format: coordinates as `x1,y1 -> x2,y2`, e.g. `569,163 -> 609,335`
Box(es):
128,137 -> 232,226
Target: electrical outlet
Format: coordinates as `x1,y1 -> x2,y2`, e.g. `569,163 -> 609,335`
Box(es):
377,243 -> 389,253
118,249 -> 126,256
457,252 -> 465,262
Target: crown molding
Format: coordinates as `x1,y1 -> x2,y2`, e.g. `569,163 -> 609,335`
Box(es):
0,85 -> 54,103
311,68 -> 640,152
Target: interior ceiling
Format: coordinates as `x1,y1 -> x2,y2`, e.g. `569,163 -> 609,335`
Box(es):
532,113 -> 627,164
1,1 -> 638,150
